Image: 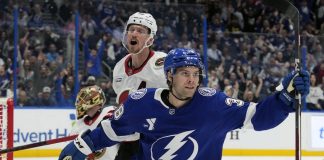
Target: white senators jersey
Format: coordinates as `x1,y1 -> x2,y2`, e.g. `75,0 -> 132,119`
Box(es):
113,51 -> 168,104
70,106 -> 119,160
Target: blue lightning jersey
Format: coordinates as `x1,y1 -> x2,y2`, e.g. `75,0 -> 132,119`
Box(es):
89,88 -> 293,160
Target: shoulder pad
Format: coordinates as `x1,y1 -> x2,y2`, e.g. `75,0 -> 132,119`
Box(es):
198,87 -> 216,96
130,88 -> 147,100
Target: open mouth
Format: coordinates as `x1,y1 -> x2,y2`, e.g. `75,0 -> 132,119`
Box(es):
130,40 -> 138,45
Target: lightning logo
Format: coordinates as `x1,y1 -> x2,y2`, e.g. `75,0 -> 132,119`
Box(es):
151,130 -> 198,160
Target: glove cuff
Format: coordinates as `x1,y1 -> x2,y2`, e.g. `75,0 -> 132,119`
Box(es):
73,130 -> 95,155
279,90 -> 295,106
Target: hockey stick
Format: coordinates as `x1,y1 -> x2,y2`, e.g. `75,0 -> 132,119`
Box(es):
0,135 -> 77,154
262,0 -> 302,160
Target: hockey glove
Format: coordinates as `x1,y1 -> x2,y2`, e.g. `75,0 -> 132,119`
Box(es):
58,130 -> 95,160
276,69 -> 310,106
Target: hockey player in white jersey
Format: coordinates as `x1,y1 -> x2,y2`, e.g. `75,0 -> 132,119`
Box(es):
70,85 -> 118,160
112,12 -> 168,159
59,48 -> 310,160
113,12 -> 167,104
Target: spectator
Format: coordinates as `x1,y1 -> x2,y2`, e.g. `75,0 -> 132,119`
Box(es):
316,0 -> 324,28
43,26 -> 62,53
85,45 -> 103,77
35,86 -> 57,106
0,31 -> 10,60
312,42 -> 324,63
0,66 -> 10,97
207,42 -> 223,68
17,90 -> 35,106
81,14 -> 97,39
85,76 -> 96,86
45,43 -> 60,62
97,30 -> 119,69
54,70 -> 74,106
243,75 -> 263,102
224,83 -> 239,98
313,60 -> 324,83
42,0 -> 58,18
28,3 -> 43,29
58,0 -> 73,26
99,79 -> 115,105
19,59 -> 34,82
33,64 -> 55,96
306,73 -> 324,110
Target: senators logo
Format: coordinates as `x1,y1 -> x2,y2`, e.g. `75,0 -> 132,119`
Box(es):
155,57 -> 165,67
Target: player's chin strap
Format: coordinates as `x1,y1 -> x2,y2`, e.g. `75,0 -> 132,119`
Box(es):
169,80 -> 192,101
170,90 -> 192,101
122,34 -> 153,55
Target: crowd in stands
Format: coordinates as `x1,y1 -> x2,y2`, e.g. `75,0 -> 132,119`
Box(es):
0,0 -> 323,110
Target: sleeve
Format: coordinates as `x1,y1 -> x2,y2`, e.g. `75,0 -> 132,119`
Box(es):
251,92 -> 294,131
88,99 -> 140,150
214,92 -> 293,132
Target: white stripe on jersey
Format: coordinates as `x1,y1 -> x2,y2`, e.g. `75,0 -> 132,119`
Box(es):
242,102 -> 257,129
101,120 -> 140,142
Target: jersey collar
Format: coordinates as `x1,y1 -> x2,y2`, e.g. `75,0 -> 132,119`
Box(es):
124,51 -> 154,76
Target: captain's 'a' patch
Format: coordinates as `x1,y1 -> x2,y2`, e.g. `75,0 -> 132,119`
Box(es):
198,88 -> 216,96
130,88 -> 147,100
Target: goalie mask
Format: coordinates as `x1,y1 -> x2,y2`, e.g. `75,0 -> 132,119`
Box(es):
75,85 -> 106,119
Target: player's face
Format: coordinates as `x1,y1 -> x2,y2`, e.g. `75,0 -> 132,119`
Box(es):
125,24 -> 151,53
86,105 -> 101,117
171,66 -> 200,98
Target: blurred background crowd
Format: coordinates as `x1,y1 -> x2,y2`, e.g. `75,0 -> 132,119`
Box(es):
0,0 -> 323,110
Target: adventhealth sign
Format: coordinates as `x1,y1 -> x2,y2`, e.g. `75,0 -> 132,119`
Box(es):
223,112 -> 324,155
14,128 -> 68,143
311,116 -> 324,148
14,108 -> 75,150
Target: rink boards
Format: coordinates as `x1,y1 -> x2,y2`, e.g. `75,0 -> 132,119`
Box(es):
11,108 -> 324,157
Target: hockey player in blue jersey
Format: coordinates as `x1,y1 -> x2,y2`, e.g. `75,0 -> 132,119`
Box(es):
59,48 -> 309,160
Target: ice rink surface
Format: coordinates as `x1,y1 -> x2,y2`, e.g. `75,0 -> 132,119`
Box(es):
16,157 -> 324,160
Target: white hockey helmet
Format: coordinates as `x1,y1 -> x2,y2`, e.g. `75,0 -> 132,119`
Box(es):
126,12 -> 157,37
